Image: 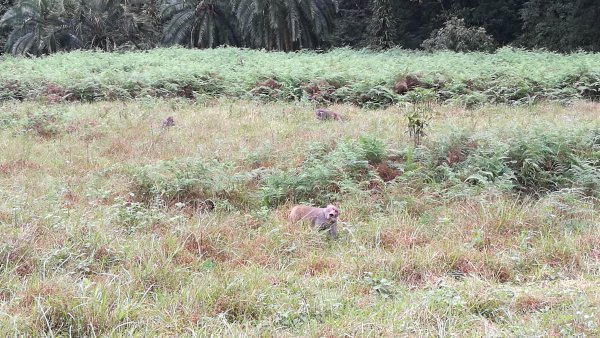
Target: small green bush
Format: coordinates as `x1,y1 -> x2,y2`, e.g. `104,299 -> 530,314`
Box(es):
131,159 -> 255,210
261,139 -> 381,207
359,135 -> 387,164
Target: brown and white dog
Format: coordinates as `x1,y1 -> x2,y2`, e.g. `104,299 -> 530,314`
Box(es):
289,204 -> 340,239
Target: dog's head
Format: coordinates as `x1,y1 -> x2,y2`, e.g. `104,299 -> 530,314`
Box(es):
324,204 -> 340,221
315,109 -> 325,119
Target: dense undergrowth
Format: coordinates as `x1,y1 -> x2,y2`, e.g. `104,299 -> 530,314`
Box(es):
1,47 -> 600,107
129,126 -> 600,211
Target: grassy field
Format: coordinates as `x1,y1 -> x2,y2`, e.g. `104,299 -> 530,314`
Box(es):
0,96 -> 599,335
1,47 -> 600,106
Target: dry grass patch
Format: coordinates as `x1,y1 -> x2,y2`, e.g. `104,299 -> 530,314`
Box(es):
377,225 -> 429,251
0,99 -> 599,335
516,295 -> 557,313
0,159 -> 41,176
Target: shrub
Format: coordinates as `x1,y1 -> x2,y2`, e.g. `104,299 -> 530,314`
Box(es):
424,127 -> 600,198
261,139 -> 381,207
359,135 -> 387,164
421,17 -> 496,53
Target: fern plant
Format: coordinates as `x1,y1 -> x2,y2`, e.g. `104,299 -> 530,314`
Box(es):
261,139 -> 378,207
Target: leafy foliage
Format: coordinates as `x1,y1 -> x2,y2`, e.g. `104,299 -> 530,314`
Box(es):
72,0 -> 160,51
161,0 -> 238,48
421,17 -> 496,53
368,0 -> 395,49
261,139 -> 379,207
232,0 -> 336,51
0,47 -> 599,106
327,0 -> 370,48
0,0 -> 82,55
405,88 -> 435,146
0,0 -> 15,52
0,0 -> 159,54
425,127 -> 600,198
519,0 -> 600,52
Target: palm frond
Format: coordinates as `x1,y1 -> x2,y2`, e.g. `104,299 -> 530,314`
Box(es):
161,0 -> 237,48
162,10 -> 194,45
11,30 -> 37,54
2,0 -> 82,55
231,0 -> 335,51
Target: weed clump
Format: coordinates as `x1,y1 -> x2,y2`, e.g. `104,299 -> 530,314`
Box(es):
423,126 -> 600,198
250,78 -> 300,102
131,159 -> 254,211
23,111 -> 65,138
261,139 -> 385,207
303,79 -> 345,104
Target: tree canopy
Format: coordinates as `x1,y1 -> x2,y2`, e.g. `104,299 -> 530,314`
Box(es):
1,0 -> 599,55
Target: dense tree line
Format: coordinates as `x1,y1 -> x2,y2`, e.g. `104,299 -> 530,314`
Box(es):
0,0 -> 13,51
0,0 -> 599,55
356,0 -> 600,52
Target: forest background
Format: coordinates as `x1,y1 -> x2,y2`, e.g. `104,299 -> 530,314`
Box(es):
1,0 -> 599,55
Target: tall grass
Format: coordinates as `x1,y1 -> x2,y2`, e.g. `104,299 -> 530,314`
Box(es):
0,99 -> 599,335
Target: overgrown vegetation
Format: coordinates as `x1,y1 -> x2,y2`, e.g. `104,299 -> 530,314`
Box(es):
0,47 -> 599,107
130,122 -> 600,208
1,99 -> 599,335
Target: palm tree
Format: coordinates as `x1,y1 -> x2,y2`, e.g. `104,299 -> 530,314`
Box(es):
232,0 -> 336,51
161,0 -> 238,48
0,0 -> 82,55
0,0 -> 14,53
71,0 -> 160,51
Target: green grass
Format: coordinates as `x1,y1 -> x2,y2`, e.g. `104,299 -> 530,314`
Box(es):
1,47 -> 600,106
0,98 -> 599,335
